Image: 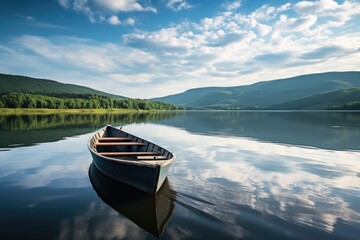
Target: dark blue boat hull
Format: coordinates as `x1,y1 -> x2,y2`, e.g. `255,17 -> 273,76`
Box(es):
88,125 -> 175,194
91,151 -> 160,194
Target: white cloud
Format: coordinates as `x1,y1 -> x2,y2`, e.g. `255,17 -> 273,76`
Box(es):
295,0 -> 339,15
3,1 -> 360,98
72,0 -> 97,22
250,5 -> 276,20
256,23 -> 272,36
295,0 -> 360,23
58,0 -> 157,13
58,0 -> 156,24
108,15 -> 121,25
14,35 -> 119,72
106,16 -> 136,26
200,16 -> 226,31
275,14 -> 317,32
126,17 -> 135,26
123,27 -> 196,53
0,35 -> 162,96
58,0 -> 70,8
22,16 -> 69,30
166,0 -> 193,11
108,73 -> 152,84
94,0 -> 157,13
224,1 -> 242,11
276,3 -> 292,13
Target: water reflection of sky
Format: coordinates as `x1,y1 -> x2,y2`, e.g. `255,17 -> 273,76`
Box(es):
125,124 -> 360,237
0,121 -> 359,239
0,134 -> 93,189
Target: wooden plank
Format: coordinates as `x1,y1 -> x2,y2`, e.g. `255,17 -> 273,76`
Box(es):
98,151 -> 161,156
137,156 -> 168,160
98,137 -> 131,142
96,142 -> 145,146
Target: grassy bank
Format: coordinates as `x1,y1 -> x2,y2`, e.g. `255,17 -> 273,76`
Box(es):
0,108 -> 166,115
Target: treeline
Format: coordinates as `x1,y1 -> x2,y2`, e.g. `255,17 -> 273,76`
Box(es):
0,93 -> 183,110
326,101 -> 360,110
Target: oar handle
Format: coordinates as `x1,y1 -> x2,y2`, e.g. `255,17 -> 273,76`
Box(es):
116,126 -> 123,137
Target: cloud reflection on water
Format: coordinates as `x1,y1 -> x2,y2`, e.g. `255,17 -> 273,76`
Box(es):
0,117 -> 359,239
0,133 -> 93,189
56,201 -> 147,240
125,123 -> 360,236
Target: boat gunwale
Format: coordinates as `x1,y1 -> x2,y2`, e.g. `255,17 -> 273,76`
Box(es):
87,125 -> 175,167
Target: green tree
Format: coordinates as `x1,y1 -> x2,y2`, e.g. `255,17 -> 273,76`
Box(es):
24,95 -> 37,108
36,98 -> 47,108
55,99 -> 65,109
0,92 -> 182,110
46,98 -> 56,108
92,98 -> 101,108
86,100 -> 94,109
3,93 -> 24,108
65,99 -> 76,109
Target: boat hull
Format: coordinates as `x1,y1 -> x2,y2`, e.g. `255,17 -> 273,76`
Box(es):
88,125 -> 175,194
91,151 -> 160,194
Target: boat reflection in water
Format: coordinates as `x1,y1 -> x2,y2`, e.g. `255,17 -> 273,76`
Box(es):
88,163 -> 176,237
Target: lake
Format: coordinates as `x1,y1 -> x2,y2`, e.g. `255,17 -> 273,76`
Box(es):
0,111 -> 359,240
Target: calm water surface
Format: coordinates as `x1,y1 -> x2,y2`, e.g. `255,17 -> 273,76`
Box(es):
0,111 -> 359,240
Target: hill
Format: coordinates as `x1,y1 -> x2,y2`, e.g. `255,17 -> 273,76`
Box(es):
0,73 -> 183,110
152,72 -> 360,109
267,88 -> 360,110
0,73 -> 125,99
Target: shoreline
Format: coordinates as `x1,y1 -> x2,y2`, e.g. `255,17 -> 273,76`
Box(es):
0,108 -> 359,115
0,108 -> 170,115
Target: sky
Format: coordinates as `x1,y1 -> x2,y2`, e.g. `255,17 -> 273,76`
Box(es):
0,0 -> 360,98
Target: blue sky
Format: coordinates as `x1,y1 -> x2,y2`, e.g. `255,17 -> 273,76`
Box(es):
1,0 -> 360,98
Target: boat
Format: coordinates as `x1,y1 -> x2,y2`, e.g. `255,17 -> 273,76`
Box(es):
88,125 -> 175,194
89,163 -> 175,237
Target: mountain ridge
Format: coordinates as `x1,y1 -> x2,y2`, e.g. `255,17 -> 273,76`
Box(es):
151,71 -> 360,109
2,71 -> 360,110
0,73 -> 126,99
0,73 -> 183,110
267,88 -> 360,110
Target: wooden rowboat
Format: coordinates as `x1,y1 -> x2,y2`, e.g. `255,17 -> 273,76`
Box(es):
88,125 -> 175,194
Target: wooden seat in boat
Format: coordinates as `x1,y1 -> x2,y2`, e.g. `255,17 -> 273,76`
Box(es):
98,137 -> 132,142
96,142 -> 145,146
137,156 -> 168,160
98,151 -> 161,156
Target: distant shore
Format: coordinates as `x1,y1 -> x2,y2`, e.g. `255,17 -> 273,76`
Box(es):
0,108 -> 171,115
1,108 -> 360,115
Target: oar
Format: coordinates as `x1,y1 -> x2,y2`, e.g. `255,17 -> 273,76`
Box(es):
116,126 -> 123,137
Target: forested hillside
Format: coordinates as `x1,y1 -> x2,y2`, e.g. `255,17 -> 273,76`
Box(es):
0,73 -> 182,110
0,73 -> 124,98
152,72 -> 360,110
267,88 -> 360,110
